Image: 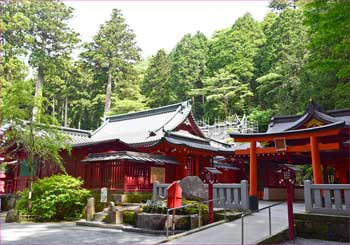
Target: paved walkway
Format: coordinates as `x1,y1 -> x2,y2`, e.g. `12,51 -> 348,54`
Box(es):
165,201 -> 305,244
0,221 -> 165,244
283,237 -> 349,244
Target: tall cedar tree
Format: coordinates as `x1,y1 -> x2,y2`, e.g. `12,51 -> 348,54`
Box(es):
169,32 -> 208,118
21,0 -> 78,119
142,49 -> 174,108
81,9 -> 141,114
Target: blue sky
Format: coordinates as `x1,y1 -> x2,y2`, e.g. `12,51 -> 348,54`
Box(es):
65,1 -> 270,58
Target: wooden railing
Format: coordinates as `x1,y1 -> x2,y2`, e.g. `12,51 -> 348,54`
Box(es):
304,180 -> 350,216
153,180 -> 249,210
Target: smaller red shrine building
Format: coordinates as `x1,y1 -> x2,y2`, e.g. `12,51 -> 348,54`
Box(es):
230,102 -> 350,204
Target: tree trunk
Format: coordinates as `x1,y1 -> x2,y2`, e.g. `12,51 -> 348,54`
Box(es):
104,72 -> 112,114
52,98 -> 55,117
64,96 -> 68,127
32,67 -> 43,120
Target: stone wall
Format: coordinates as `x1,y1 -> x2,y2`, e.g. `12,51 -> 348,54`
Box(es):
294,213 -> 350,242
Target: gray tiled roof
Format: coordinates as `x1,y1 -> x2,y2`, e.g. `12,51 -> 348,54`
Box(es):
266,103 -> 350,133
156,131 -> 235,153
82,151 -> 178,165
61,127 -> 92,146
90,101 -> 192,144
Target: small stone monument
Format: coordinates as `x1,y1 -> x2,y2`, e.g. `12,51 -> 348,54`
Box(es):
106,201 -> 123,224
179,176 -> 208,201
86,197 -> 95,221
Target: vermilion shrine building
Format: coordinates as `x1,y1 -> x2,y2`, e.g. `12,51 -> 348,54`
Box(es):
1,101 -> 349,200
1,102 -> 237,193
230,102 -> 349,205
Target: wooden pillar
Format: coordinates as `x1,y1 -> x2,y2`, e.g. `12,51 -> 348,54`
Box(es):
310,136 -> 322,184
249,141 -> 257,196
249,141 -> 258,210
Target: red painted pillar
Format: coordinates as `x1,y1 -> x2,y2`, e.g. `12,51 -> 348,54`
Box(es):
249,141 -> 258,210
195,156 -> 200,176
208,182 -> 214,224
310,136 -> 322,184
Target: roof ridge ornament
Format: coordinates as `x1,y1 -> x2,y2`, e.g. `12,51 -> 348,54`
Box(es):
306,99 -> 325,113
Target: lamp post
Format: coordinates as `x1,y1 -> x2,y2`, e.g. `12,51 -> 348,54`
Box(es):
279,167 -> 296,241
201,167 -> 222,224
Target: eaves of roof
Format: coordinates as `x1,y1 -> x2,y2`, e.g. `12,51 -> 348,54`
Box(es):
230,121 -> 346,139
82,150 -> 178,165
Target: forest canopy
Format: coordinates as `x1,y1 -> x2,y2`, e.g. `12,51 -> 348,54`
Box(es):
1,0 -> 349,132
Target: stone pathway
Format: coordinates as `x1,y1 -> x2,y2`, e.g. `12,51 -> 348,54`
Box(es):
283,237 -> 348,244
165,201 -> 305,244
0,220 -> 165,244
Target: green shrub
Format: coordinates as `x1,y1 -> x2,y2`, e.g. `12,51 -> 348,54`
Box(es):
142,200 -> 167,214
125,193 -> 152,203
16,175 -> 91,221
123,210 -> 136,225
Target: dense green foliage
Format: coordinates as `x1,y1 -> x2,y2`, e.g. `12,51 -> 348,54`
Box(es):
142,199 -> 208,216
123,210 -> 137,225
1,0 -> 349,132
16,175 -> 91,220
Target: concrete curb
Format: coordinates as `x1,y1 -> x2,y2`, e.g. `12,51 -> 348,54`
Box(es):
154,220 -> 227,244
76,221 -> 181,235
255,227 -> 289,244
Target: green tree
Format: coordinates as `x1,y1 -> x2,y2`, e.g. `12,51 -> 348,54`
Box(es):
0,1 -> 30,83
169,32 -> 208,118
269,0 -> 296,12
142,49 -> 174,107
0,80 -> 70,204
19,0 -> 79,118
81,9 -> 141,115
256,8 -> 308,114
303,0 -> 350,109
191,69 -> 253,123
207,13 -> 265,87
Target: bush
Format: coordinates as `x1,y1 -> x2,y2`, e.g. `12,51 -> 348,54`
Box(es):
125,193 -> 152,203
141,199 -> 208,215
16,175 -> 91,221
142,200 -> 167,214
123,210 -> 136,225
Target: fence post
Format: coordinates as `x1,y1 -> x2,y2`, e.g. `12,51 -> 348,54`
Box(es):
153,181 -> 159,200
241,180 -> 249,210
304,180 -> 312,212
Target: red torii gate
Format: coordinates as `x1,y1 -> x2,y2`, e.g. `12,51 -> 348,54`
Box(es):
231,122 -> 348,210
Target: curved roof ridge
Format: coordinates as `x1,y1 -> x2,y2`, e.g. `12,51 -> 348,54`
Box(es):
327,108 -> 350,117
286,108 -> 339,131
231,121 -> 345,138
60,126 -> 91,135
105,101 -> 190,122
